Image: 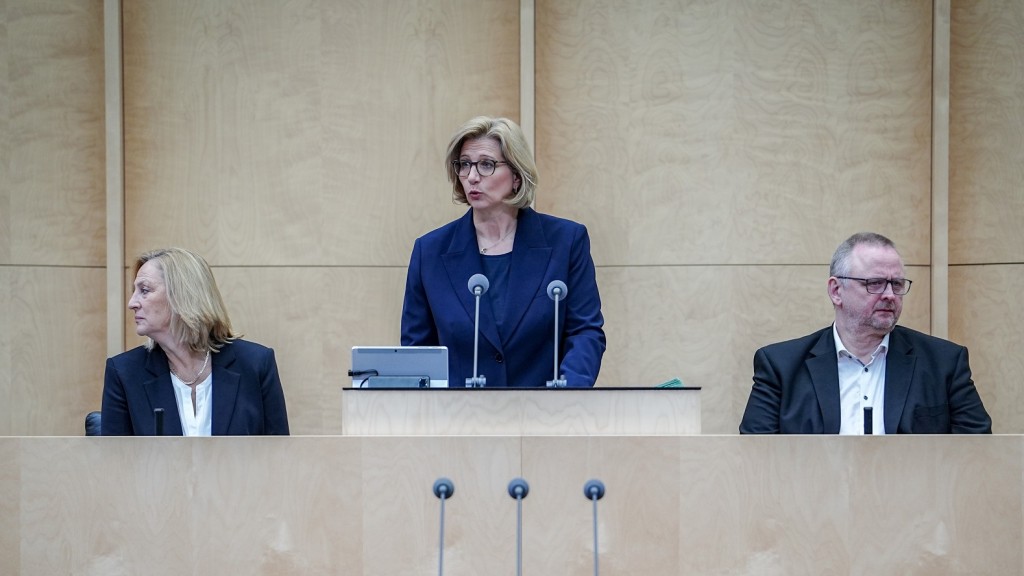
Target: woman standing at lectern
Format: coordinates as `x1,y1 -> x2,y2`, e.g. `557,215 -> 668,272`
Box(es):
400,116 -> 606,388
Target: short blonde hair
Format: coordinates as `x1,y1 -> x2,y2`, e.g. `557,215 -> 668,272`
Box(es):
445,116 -> 537,209
135,248 -> 239,354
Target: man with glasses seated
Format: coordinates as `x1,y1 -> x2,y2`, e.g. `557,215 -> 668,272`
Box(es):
740,232 -> 991,434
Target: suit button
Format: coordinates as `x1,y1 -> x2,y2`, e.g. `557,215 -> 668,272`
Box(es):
494,353 -> 504,363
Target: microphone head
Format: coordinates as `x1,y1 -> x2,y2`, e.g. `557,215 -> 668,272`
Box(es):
546,280 -> 568,301
433,477 -> 455,499
583,479 -> 605,500
468,273 -> 490,295
507,477 -> 530,499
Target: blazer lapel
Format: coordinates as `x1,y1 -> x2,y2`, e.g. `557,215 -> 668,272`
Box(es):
806,329 -> 841,434
442,209 -> 502,351
211,345 -> 240,436
143,347 -> 184,436
883,327 -> 915,433
502,208 -> 552,341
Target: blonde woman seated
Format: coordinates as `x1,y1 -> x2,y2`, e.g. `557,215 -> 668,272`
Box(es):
102,248 -> 289,435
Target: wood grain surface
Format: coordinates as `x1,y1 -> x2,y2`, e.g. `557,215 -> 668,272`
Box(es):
5,435 -> 1021,574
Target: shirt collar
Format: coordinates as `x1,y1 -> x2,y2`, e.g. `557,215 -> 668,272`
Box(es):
832,323 -> 890,361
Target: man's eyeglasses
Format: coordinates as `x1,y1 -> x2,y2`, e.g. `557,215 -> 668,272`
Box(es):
835,276 -> 912,295
454,159 -> 508,177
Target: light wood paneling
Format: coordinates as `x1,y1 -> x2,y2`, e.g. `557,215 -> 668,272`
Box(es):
931,0 -> 950,338
597,264 -> 931,434
535,0 -> 933,266
8,436 -> 1021,574
361,436 -> 522,574
524,435 -> 1022,574
1,267 -> 105,436
950,0 -> 1024,265
105,0 -> 125,357
2,0 -> 105,265
0,268 -> 9,433
949,264 -> 1024,434
0,0 -> 106,436
342,388 -> 700,435
0,0 -> 10,263
0,438 -> 18,574
122,0 -> 518,267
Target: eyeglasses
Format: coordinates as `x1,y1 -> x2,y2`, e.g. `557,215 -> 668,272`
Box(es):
835,276 -> 912,295
453,159 -> 508,177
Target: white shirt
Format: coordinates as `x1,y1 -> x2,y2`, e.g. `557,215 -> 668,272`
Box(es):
834,324 -> 888,435
170,372 -> 213,436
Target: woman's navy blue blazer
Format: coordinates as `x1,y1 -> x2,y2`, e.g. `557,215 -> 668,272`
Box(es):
101,339 -> 290,435
401,207 -> 606,388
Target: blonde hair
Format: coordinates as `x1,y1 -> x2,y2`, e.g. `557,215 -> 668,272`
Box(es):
135,248 -> 239,353
445,116 -> 538,209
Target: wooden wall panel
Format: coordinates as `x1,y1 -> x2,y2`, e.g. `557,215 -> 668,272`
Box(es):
597,264 -> 931,434
949,0 -> 1024,265
2,267 -> 105,436
0,0 -> 9,263
8,436 -> 1022,574
535,0 -> 933,267
949,265 -> 1024,434
948,0 -> 1024,432
122,0 -> 518,267
0,439 -> 18,574
0,0 -> 106,436
0,268 -> 10,434
2,0 -> 105,266
524,435 -> 1022,574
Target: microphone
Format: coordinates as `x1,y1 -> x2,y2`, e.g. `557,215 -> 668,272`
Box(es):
507,478 -> 530,576
153,408 -> 164,436
432,478 -> 455,576
545,280 -> 568,388
864,406 -> 873,435
584,480 -> 606,576
466,274 -> 489,388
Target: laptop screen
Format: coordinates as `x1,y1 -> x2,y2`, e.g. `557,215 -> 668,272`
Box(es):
350,346 -> 449,388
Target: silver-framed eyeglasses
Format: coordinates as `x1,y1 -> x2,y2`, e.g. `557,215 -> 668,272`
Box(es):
454,159 -> 508,177
835,276 -> 912,295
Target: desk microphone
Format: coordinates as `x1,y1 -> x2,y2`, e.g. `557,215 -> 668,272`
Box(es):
545,280 -> 568,388
466,274 -> 489,388
507,478 -> 530,576
864,407 -> 873,435
584,480 -> 606,576
153,408 -> 164,436
432,478 -> 455,576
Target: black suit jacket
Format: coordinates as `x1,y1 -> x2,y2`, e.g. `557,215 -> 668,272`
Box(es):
739,325 -> 991,434
101,339 -> 290,435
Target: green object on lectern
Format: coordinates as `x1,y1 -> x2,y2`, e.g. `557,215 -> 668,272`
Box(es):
656,378 -> 684,388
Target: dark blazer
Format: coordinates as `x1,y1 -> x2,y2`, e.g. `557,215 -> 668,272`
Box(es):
401,207 -> 606,388
739,325 -> 992,434
101,339 -> 290,435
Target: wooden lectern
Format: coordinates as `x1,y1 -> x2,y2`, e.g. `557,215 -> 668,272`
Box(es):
340,386 -> 702,435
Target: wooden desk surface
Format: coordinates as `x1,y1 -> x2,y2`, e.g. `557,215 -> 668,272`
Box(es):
341,387 -> 702,435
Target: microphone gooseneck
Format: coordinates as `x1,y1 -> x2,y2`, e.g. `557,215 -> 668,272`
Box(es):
546,280 -> 568,387
584,479 -> 606,576
507,477 -> 530,576
433,477 -> 455,576
465,274 -> 489,387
